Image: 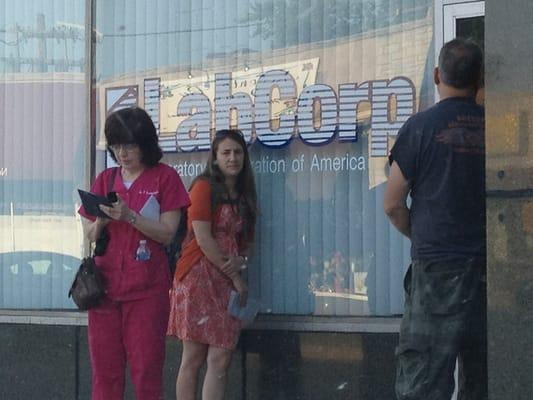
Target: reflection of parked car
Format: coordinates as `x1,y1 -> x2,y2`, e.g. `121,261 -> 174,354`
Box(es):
0,251 -> 80,309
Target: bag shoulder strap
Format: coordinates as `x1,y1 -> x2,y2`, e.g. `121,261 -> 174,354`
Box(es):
107,167 -> 119,193
89,167 -> 118,257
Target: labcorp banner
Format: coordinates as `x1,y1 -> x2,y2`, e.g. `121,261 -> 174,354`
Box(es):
98,58 -> 416,188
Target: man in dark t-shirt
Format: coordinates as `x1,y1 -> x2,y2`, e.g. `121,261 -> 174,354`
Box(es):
384,39 -> 487,400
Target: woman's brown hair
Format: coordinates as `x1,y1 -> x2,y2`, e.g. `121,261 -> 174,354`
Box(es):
193,129 -> 257,245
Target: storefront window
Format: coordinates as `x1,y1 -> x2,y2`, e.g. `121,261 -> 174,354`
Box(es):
93,0 -> 434,316
1,0 -> 436,314
0,1 -> 88,308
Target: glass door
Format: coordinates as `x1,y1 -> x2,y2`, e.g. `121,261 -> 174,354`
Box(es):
443,1 -> 485,48
435,1 -> 485,102
437,2 -> 485,398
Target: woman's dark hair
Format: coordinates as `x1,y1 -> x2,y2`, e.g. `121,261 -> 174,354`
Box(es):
104,107 -> 163,167
194,129 -> 257,243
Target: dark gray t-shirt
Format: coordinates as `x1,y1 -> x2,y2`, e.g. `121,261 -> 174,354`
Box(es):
390,96 -> 486,261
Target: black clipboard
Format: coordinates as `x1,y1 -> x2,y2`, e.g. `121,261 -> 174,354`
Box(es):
78,189 -> 113,218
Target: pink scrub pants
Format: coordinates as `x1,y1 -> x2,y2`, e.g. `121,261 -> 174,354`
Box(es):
88,293 -> 170,400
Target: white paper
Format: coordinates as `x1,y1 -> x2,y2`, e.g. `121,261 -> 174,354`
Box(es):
139,195 -> 160,221
227,290 -> 261,323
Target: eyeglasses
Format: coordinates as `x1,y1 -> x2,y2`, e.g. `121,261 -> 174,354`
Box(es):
109,143 -> 138,153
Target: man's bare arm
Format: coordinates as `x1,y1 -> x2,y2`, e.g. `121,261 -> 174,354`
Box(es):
384,161 -> 411,238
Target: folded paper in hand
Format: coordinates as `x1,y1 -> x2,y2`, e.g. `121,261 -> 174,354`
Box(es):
227,291 -> 261,323
139,195 -> 160,221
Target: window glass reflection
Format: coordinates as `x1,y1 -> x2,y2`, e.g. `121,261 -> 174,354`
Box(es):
0,1 -> 88,309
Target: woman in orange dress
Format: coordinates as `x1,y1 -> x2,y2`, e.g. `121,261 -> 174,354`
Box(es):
167,129 -> 257,400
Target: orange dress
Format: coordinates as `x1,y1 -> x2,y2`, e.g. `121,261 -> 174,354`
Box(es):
167,181 -> 242,349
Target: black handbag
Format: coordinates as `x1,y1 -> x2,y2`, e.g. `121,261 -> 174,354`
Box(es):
69,168 -> 118,310
68,256 -> 106,310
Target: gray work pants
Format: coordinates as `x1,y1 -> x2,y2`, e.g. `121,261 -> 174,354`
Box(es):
395,258 -> 487,400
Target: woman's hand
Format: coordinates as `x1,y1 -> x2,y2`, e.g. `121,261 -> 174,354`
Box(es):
99,194 -> 133,222
82,215 -> 111,243
220,255 -> 246,277
233,277 -> 248,307
99,195 -> 179,244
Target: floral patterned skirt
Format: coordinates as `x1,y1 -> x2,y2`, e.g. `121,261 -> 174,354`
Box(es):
167,257 -> 241,350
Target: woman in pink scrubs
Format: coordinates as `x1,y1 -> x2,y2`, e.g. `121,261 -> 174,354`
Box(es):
79,107 -> 190,400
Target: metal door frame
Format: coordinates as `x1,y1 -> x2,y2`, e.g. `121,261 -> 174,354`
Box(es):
434,0 -> 485,102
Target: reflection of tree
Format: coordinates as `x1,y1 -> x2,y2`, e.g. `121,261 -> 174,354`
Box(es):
456,17 -> 485,52
0,13 -> 87,73
246,0 -> 430,46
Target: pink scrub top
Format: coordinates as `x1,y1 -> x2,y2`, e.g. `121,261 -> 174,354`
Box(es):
79,163 -> 190,301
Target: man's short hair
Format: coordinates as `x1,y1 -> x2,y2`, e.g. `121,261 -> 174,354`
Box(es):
438,38 -> 483,90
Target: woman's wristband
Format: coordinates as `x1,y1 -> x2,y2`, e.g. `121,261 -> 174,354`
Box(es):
127,211 -> 138,225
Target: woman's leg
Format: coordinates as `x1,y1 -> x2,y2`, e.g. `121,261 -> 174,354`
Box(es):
88,302 -> 126,400
123,294 -> 170,400
202,346 -> 233,400
177,340 -> 209,400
